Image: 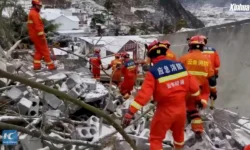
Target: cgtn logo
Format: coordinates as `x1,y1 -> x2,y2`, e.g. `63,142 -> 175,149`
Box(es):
229,3 -> 250,12
2,130 -> 18,145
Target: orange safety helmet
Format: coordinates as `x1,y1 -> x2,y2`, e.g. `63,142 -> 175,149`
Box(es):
188,35 -> 205,50
161,40 -> 171,47
32,0 -> 42,5
147,40 -> 167,58
94,49 -> 101,53
199,35 -> 208,44
188,35 -> 205,46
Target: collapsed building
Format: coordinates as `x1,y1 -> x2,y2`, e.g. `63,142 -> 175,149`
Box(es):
0,41 -> 249,150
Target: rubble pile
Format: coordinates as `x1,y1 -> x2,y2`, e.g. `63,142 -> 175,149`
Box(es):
0,54 -> 250,150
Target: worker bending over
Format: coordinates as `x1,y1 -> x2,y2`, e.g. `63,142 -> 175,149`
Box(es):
119,52 -> 137,100
106,53 -> 122,86
122,40 -> 201,150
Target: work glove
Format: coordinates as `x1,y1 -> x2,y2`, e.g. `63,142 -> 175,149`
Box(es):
210,91 -> 217,100
122,112 -> 134,128
196,99 -> 207,110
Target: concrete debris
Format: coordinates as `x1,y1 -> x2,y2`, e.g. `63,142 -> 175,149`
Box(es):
1,51 -> 249,150
6,86 -> 23,101
17,97 -> 32,115
19,134 -> 43,150
44,92 -> 63,109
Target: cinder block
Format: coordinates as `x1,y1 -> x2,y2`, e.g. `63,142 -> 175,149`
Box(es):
7,86 -> 23,101
81,78 -> 97,90
45,110 -> 61,120
20,134 -> 43,150
47,73 -> 67,81
139,129 -> 150,138
72,127 -> 97,141
69,73 -> 83,84
17,98 -> 32,115
65,78 -> 77,89
28,97 -> 40,116
87,116 -> 100,129
135,118 -> 146,135
68,102 -> 81,114
124,124 -> 137,134
44,93 -> 62,109
106,99 -> 120,112
67,84 -> 82,98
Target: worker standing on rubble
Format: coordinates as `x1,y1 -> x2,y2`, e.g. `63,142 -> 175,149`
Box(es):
105,53 -> 122,86
179,35 -> 217,138
89,49 -> 103,80
27,0 -> 56,71
119,52 -> 137,100
122,40 -> 201,150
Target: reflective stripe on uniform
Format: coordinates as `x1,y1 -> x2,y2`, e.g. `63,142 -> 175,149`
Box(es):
215,67 -> 219,70
191,90 -> 200,96
131,101 -> 142,110
210,86 -> 216,89
38,31 -> 44,35
202,51 -> 214,54
191,118 -> 203,124
201,99 -> 207,105
158,71 -> 188,83
127,66 -> 135,69
189,71 -> 208,77
46,61 -> 53,65
174,141 -> 184,146
34,60 -> 41,63
27,20 -> 33,24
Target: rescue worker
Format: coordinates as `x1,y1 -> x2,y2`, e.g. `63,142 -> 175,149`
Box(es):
179,35 -> 217,137
119,52 -> 137,100
200,35 -> 220,79
27,0 -> 56,70
161,40 -> 177,61
122,40 -> 201,150
106,53 -> 122,86
144,40 -> 177,68
89,49 -> 103,80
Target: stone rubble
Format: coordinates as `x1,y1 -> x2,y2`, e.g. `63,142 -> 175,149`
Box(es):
0,54 -> 249,150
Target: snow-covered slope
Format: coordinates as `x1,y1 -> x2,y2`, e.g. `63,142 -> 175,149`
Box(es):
180,2 -> 250,26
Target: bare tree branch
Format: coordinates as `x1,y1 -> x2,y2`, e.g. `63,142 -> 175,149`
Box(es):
0,68 -> 138,150
0,121 -> 100,147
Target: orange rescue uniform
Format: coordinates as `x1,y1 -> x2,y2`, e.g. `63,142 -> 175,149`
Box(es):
128,56 -> 201,149
108,58 -> 122,85
119,58 -> 137,99
179,50 -> 214,132
27,8 -> 55,70
202,46 -> 220,76
89,54 -> 102,80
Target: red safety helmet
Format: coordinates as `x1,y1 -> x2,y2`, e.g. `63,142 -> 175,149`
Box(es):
32,0 -> 42,6
120,52 -> 129,58
188,35 -> 205,46
161,40 -> 171,47
94,49 -> 101,53
199,35 -> 208,44
147,40 -> 167,58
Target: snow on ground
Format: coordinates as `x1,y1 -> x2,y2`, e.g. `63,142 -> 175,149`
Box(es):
130,7 -> 155,13
184,4 -> 250,26
177,27 -> 196,32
